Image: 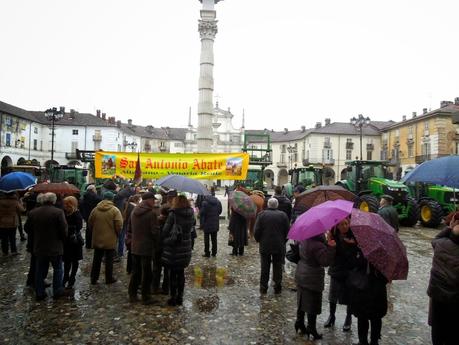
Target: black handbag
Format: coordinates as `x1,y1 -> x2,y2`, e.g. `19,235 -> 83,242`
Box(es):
286,242 -> 300,264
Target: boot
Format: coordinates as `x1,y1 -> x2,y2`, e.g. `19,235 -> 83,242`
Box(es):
294,309 -> 307,334
324,302 -> 336,328
305,313 -> 322,340
343,308 -> 352,332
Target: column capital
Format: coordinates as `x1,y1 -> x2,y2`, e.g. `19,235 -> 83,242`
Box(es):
199,19 -> 218,40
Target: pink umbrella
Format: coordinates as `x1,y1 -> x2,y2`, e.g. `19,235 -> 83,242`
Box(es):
288,199 -> 354,241
350,208 -> 409,281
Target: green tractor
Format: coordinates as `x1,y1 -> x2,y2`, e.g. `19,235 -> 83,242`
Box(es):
405,182 -> 458,228
337,160 -> 419,226
283,166 -> 323,198
49,165 -> 89,192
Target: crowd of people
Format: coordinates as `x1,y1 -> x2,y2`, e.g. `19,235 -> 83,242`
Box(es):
0,181 -> 458,345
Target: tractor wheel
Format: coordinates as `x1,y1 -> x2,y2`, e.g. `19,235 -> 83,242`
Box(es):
419,199 -> 443,228
400,197 -> 420,227
356,194 -> 379,213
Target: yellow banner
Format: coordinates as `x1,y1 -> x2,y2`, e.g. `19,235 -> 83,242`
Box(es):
95,152 -> 249,180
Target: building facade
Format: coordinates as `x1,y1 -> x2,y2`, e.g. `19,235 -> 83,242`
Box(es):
382,100 -> 459,178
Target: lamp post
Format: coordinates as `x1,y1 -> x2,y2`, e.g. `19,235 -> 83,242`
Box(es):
44,107 -> 64,164
125,141 -> 138,152
350,114 -> 371,160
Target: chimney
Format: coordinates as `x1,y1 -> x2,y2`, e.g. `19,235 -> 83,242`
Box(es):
102,113 -> 106,120
402,115 -> 406,121
284,128 -> 288,134
412,112 -> 417,118
59,106 -> 65,114
455,97 -> 459,105
69,109 -> 75,119
325,118 -> 331,126
423,108 -> 428,115
108,116 -> 115,124
96,109 -> 101,117
128,119 -> 133,126
315,122 -> 322,129
441,100 -> 453,108
116,120 -> 121,128
146,125 -> 154,133
301,125 -> 306,132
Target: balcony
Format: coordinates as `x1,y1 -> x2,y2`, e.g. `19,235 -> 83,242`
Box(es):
346,142 -> 354,150
65,152 -> 78,160
93,134 -> 102,141
322,158 -> 335,165
366,143 -> 374,151
276,162 -> 287,168
323,142 -> 332,149
415,155 -> 431,164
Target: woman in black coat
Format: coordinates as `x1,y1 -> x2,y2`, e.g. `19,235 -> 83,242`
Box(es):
324,217 -> 359,332
161,195 -> 195,306
348,249 -> 388,345
427,217 -> 459,345
228,209 -> 247,256
295,234 -> 336,340
62,196 -> 84,289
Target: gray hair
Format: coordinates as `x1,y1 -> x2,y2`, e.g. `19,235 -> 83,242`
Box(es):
267,198 -> 279,209
41,192 -> 57,205
36,193 -> 45,204
87,184 -> 96,192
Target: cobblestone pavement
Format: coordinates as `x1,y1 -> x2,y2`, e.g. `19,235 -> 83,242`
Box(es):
0,223 -> 438,345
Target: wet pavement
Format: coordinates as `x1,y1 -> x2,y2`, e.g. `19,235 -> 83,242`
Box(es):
0,223 -> 438,345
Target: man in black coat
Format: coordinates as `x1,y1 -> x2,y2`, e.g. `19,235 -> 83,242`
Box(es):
199,187 -> 222,257
25,192 -> 68,301
273,186 -> 292,222
80,185 -> 102,249
128,192 -> 160,304
254,198 -> 290,294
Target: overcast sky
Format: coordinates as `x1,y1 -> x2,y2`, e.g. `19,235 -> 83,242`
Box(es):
1,0 -> 459,131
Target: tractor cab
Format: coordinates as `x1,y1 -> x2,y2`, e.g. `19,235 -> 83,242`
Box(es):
337,160 -> 419,226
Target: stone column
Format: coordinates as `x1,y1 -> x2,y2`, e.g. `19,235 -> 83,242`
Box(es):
197,1 -> 219,153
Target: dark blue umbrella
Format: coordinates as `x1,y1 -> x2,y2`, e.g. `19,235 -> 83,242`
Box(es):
401,155 -> 459,188
0,172 -> 37,192
155,175 -> 210,195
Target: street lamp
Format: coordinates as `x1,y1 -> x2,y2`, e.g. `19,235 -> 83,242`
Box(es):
44,107 -> 64,164
350,114 -> 371,160
125,141 -> 138,152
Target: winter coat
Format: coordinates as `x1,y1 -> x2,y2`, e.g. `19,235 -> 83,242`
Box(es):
63,210 -> 84,261
25,205 -> 68,257
0,194 -> 25,229
291,202 -> 308,224
199,195 -> 222,233
161,207 -> 195,268
88,200 -> 123,250
228,211 -> 248,248
378,205 -> 399,232
295,235 -> 335,293
129,201 -> 160,257
80,191 -> 102,222
349,249 -> 388,319
327,228 -> 359,280
273,194 -> 292,222
114,187 -> 133,212
254,208 -> 290,254
427,228 -> 459,304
